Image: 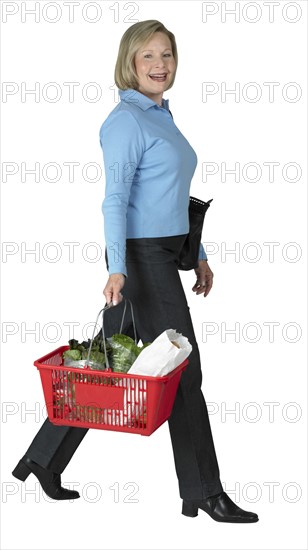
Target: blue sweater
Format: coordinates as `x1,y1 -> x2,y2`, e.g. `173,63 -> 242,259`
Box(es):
99,88 -> 207,277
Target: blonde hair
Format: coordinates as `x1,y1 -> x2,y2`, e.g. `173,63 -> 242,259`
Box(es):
114,20 -> 178,91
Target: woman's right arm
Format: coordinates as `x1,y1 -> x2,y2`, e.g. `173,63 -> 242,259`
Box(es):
99,109 -> 144,305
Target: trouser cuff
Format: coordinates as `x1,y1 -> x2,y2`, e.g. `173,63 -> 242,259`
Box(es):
24,450 -> 63,473
179,479 -> 224,500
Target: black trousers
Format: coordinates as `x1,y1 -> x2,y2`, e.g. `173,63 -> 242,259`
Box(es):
24,235 -> 223,500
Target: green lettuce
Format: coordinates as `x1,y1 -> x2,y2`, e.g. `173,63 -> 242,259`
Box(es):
63,336 -> 107,369
63,333 -> 151,373
63,349 -> 82,361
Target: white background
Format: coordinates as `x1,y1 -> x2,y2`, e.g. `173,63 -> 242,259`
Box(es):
1,1 -> 307,549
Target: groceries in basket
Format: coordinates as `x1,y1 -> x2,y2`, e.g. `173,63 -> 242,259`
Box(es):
35,300 -> 191,435
62,328 -> 191,376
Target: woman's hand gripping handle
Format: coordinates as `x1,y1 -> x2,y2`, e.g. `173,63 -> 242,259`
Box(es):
103,273 -> 126,306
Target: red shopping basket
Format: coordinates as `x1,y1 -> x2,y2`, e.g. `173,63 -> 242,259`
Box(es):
34,300 -> 188,436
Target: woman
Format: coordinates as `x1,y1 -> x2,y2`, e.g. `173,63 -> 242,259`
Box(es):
12,20 -> 258,523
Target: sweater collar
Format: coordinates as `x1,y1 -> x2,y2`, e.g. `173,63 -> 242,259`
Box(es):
118,88 -> 170,112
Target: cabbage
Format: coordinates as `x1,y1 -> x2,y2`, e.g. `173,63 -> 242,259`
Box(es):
108,334 -> 151,373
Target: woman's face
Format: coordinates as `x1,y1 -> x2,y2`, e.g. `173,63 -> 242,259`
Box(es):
134,32 -> 176,104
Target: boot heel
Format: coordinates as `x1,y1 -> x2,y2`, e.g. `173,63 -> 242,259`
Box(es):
182,500 -> 198,517
12,460 -> 31,482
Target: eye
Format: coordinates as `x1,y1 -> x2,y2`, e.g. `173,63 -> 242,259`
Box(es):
143,53 -> 172,59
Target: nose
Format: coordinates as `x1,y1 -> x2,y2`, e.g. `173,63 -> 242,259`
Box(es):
153,63 -> 167,73
153,56 -> 167,69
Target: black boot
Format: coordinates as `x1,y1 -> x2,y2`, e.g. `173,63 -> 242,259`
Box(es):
12,456 -> 80,501
182,491 -> 259,523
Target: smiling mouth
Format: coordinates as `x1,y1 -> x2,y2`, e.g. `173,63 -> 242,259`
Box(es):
149,73 -> 168,81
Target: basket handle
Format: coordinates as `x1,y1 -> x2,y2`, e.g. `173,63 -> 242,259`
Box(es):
85,299 -> 137,370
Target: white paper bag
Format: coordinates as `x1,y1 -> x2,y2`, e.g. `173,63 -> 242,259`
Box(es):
128,329 -> 192,377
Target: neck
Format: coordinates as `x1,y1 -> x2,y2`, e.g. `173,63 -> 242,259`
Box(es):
137,88 -> 163,107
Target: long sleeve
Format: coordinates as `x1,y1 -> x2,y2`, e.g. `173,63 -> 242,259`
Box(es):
198,242 -> 208,261
100,110 -> 145,277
